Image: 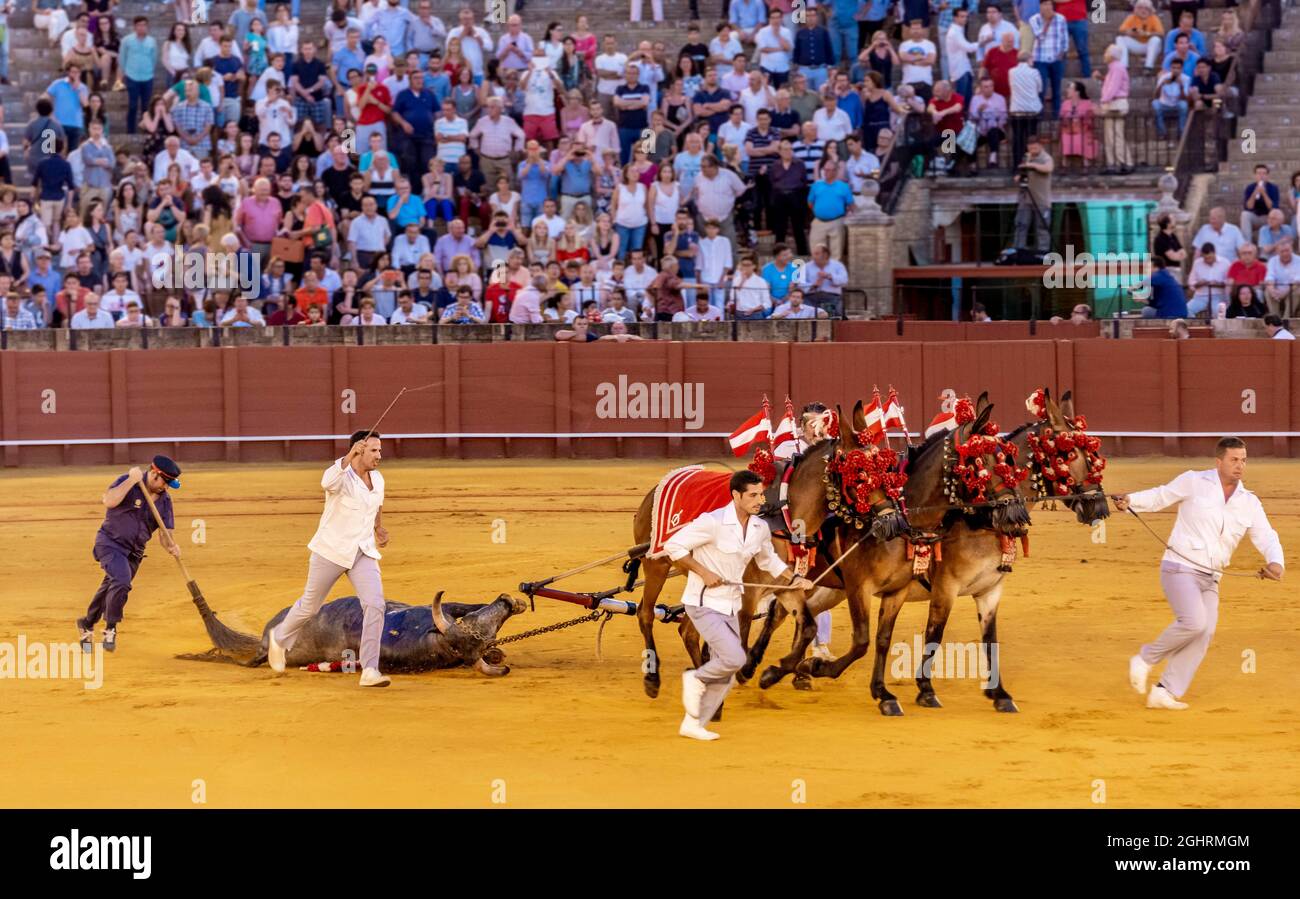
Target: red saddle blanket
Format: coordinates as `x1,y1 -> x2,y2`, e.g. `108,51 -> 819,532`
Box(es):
648,466 -> 733,558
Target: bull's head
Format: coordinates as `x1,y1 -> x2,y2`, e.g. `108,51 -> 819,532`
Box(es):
429,591 -> 528,676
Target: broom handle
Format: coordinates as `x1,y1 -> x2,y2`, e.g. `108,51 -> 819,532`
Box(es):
140,482 -> 192,582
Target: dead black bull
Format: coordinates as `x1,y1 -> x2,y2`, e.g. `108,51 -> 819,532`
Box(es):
178,591 -> 529,676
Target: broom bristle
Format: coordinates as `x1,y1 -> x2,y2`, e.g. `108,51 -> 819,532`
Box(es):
187,581 -> 264,662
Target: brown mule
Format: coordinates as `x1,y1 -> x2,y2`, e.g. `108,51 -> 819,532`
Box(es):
909,388 -> 1109,712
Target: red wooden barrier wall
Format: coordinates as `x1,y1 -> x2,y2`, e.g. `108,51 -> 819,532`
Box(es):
0,340 -> 1295,467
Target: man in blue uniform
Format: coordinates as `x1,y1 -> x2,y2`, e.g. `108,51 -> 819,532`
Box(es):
76,456 -> 183,652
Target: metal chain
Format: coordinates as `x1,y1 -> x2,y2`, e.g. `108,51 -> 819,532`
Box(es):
488,609 -> 610,646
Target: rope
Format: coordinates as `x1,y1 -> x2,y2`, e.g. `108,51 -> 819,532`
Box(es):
1119,505 -> 1264,580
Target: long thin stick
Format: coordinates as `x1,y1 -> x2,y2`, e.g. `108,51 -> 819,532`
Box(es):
357,380 -> 442,443
725,533 -> 867,591
140,483 -> 192,582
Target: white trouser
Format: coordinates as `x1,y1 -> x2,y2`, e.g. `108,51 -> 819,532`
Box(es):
274,549 -> 386,671
630,0 -> 664,21
1115,35 -> 1162,68
34,9 -> 70,44
684,605 -> 747,723
815,610 -> 831,644
1140,562 -> 1220,699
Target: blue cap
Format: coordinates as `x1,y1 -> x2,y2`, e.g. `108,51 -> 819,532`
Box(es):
152,455 -> 182,490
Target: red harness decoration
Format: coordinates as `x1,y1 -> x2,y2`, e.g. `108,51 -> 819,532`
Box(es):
905,534 -> 943,576
951,419 -> 1028,504
1025,421 -> 1106,497
748,447 -> 777,487
647,466 -> 734,557
826,446 -> 908,517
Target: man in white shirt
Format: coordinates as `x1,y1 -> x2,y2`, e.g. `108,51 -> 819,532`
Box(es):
698,218 -> 734,309
945,8 -> 980,104
771,288 -> 822,319
977,3 -> 1019,63
1187,243 -> 1231,317
731,255 -> 772,319
811,92 -> 852,143
622,250 -> 658,308
575,101 -> 619,158
593,35 -> 628,118
1191,207 -> 1246,264
898,19 -> 938,103
664,469 -> 812,739
1114,438 -> 1284,709
433,100 -> 470,171
1265,314 -> 1296,339
70,294 -> 115,329
268,431 -> 394,688
151,136 -> 200,183
802,242 -> 848,317
347,196 -> 392,269
444,6 -> 493,80
391,222 -> 431,269
673,293 -> 724,322
754,8 -> 793,88
1265,242 -> 1300,317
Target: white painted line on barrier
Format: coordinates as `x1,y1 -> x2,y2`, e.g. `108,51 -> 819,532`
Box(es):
1,431 -> 1297,447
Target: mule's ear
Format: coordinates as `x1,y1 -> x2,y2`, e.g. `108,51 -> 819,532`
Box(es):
1060,391 -> 1076,424
851,399 -> 868,446
970,400 -> 994,436
975,391 -> 991,414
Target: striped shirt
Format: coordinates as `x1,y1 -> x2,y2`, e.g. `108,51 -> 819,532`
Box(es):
1030,13 -> 1068,63
791,138 -> 825,179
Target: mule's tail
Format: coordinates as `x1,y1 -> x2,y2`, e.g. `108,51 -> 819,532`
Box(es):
178,582 -> 265,665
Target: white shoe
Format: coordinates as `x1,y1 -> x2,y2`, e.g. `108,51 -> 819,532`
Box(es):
267,631 -> 286,673
1128,654 -> 1151,695
359,667 -> 391,687
681,669 -> 705,719
812,641 -> 833,661
678,714 -> 720,741
1146,684 -> 1188,710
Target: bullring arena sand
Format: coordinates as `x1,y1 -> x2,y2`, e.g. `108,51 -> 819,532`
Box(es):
1,457 -> 1297,809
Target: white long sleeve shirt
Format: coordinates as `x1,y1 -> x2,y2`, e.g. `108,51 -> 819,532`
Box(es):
664,502 -> 790,615
307,458 -> 385,569
1127,469 -> 1283,579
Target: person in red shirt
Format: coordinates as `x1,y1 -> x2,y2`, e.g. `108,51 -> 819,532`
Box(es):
1054,0 -> 1092,77
55,274 -> 93,324
927,80 -> 970,176
267,296 -> 309,325
1226,242 -> 1268,298
292,269 -> 331,317
348,66 -> 393,157
983,29 -> 1018,100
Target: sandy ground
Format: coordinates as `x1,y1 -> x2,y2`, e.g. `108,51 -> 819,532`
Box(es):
0,456 -> 1296,809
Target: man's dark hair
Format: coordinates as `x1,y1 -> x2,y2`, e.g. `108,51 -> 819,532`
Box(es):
349,429 -> 380,445
1264,314 -> 1288,328
972,301 -> 987,315
1152,255 -> 1167,269
1215,436 -> 1246,457
730,469 -> 763,495
36,98 -> 53,117
134,15 -> 148,25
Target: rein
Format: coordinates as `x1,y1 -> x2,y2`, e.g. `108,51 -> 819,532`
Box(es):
1117,503 -> 1264,580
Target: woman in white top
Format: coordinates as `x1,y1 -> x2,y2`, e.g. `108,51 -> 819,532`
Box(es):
487,174 -> 521,225
610,164 -> 648,260
163,22 -> 192,81
647,163 -> 682,262
540,22 -> 566,69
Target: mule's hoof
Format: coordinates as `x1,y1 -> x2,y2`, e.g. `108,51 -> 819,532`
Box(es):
794,657 -> 818,678
915,691 -> 943,708
758,666 -> 785,690
879,698 -> 904,717
643,676 -> 660,699
792,673 -> 813,691
735,666 -> 752,685
993,697 -> 1019,713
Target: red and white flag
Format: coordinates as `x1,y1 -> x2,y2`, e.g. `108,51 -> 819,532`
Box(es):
772,396 -> 799,460
728,409 -> 770,456
882,386 -> 907,434
924,388 -> 959,439
861,387 -> 886,445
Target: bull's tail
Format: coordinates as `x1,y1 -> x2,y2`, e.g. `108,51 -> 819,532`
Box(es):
177,580 -> 265,666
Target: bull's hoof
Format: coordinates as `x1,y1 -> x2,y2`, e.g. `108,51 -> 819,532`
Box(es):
879,698 -> 904,717
481,647 -> 506,665
792,673 -> 813,691
643,675 -> 660,699
993,697 -> 1020,713
915,691 -> 943,708
758,665 -> 785,690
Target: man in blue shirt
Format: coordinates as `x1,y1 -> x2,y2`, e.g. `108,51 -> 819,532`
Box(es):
1142,257 -> 1189,318
807,159 -> 856,260
729,0 -> 768,44
761,244 -> 798,304
391,69 -> 438,183
367,0 -> 416,58
77,456 -> 182,653
829,0 -> 863,65
613,64 -> 652,165
517,141 -> 551,228
120,17 -> 158,135
555,144 -> 594,219
48,65 -> 87,151
332,27 -> 366,117
792,12 -> 836,92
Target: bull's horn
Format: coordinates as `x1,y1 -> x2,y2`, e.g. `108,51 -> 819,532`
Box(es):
431,591 -> 454,634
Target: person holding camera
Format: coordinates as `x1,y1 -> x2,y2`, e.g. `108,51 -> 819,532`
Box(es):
1012,133 -> 1053,254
